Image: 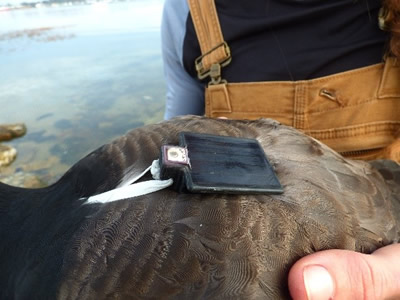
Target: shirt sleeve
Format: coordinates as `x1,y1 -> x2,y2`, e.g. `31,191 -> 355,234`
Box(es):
161,0 -> 205,120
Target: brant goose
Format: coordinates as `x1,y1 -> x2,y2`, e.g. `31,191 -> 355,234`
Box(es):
1,116 -> 399,299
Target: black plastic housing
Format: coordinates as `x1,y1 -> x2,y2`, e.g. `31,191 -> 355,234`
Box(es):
159,132 -> 283,194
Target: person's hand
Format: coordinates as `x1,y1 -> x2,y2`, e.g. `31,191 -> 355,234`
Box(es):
288,243 -> 400,300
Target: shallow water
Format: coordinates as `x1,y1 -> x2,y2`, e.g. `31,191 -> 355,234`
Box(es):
0,0 -> 166,186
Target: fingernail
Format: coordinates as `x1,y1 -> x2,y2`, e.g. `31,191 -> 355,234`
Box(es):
303,265 -> 335,300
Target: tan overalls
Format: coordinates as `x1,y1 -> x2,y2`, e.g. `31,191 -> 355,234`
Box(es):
188,0 -> 400,162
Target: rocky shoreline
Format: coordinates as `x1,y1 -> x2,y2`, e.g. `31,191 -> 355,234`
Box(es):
0,123 -> 47,188
0,123 -> 26,166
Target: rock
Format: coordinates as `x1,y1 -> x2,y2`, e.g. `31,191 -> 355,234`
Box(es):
0,144 -> 17,167
0,123 -> 27,167
0,171 -> 47,188
0,123 -> 27,141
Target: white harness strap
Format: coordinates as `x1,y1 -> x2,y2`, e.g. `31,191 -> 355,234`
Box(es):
85,160 -> 173,204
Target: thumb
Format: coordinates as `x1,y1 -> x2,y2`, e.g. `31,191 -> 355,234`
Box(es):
288,243 -> 400,300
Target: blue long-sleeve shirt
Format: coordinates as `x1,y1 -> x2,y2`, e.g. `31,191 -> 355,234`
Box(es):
162,0 -> 205,119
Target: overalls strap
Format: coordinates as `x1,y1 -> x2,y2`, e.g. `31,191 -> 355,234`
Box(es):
187,0 -> 231,82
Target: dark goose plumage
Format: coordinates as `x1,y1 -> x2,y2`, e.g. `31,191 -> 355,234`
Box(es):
0,116 -> 399,300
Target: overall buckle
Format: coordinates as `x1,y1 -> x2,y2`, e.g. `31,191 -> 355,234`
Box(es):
195,41 -> 232,83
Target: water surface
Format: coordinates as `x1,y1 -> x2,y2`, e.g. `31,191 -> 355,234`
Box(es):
0,0 -> 166,186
